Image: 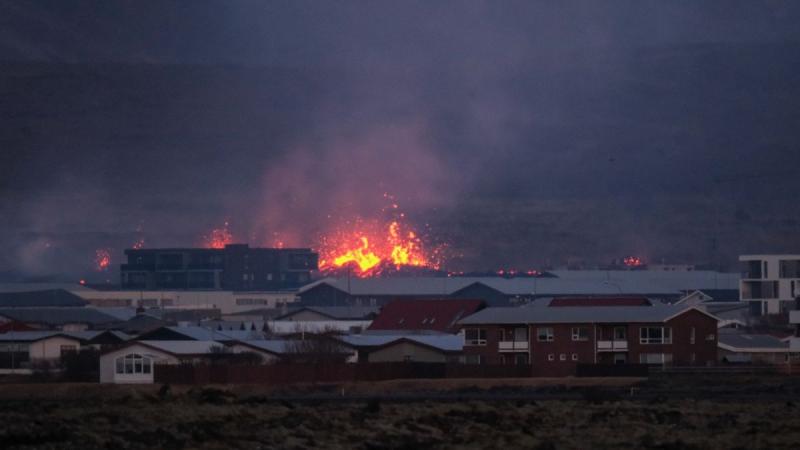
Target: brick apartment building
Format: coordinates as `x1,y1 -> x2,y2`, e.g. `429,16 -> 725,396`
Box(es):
458,305 -> 718,376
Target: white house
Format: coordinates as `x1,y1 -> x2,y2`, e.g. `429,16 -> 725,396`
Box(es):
99,340 -> 224,384
739,254 -> 800,315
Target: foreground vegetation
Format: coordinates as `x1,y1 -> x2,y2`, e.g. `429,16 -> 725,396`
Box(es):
0,377 -> 798,449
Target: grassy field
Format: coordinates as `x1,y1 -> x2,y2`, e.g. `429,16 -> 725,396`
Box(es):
0,377 -> 799,449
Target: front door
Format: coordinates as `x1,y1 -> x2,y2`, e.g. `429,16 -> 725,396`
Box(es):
613,353 -> 627,365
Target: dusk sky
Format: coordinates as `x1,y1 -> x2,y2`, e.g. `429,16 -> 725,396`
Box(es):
2,1 -> 800,280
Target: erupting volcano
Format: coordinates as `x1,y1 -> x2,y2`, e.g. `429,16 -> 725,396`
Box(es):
317,200 -> 445,277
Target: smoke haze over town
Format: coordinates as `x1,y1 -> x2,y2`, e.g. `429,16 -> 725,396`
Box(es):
2,1 -> 800,281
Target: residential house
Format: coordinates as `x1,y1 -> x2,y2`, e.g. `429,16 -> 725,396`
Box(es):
337,334 -> 463,363
718,329 -> 800,364
99,340 -> 225,384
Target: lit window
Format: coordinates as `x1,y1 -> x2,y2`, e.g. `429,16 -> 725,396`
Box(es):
547,354 -> 554,361
559,354 -> 566,361
571,353 -> 578,361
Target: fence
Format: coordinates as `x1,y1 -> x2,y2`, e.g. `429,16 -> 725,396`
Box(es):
576,364 -> 650,377
154,362 -> 534,385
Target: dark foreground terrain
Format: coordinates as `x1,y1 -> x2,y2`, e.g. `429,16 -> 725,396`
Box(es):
0,376 -> 799,449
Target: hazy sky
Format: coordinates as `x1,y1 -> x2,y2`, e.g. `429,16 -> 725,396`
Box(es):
2,1 -> 800,280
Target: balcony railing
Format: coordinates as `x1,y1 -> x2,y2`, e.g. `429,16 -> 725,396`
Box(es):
597,340 -> 628,352
498,341 -> 529,352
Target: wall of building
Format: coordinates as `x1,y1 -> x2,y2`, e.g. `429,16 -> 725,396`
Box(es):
75,290 -> 298,314
367,342 -> 449,363
28,336 -> 82,362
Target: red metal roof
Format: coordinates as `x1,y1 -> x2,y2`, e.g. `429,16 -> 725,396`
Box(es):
368,299 -> 485,333
548,297 -> 652,307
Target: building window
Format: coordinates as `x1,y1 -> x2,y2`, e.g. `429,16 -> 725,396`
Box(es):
514,353 -> 529,365
571,353 -> 578,361
465,329 -> 487,346
639,327 -> 672,344
537,327 -> 554,342
547,354 -> 554,361
559,353 -> 566,361
571,327 -> 589,341
690,327 -> 696,345
115,353 -> 152,375
706,334 -> 716,341
639,353 -> 673,364
690,353 -> 696,364
614,326 -> 627,340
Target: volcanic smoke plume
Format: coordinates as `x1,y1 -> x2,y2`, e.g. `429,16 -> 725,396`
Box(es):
255,122 -> 456,274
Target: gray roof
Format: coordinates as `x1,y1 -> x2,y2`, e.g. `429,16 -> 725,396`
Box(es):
0,331 -> 83,342
0,329 -> 129,342
0,307 -> 120,326
164,326 -> 264,341
718,330 -> 788,351
137,340 -> 225,355
0,289 -> 88,307
338,334 -> 463,352
546,270 -> 740,291
236,339 -> 293,354
0,283 -> 91,293
280,306 -> 380,320
459,305 -> 708,325
299,273 -> 738,298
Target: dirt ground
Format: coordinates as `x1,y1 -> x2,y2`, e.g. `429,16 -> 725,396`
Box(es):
0,376 -> 798,449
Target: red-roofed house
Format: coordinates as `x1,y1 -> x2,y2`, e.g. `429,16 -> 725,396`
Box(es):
368,299 -> 485,334
548,297 -> 652,307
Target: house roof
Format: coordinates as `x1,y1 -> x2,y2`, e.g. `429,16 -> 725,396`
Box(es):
135,340 -> 225,355
368,299 -> 485,333
0,331 -> 84,342
337,333 -> 463,352
718,329 -> 790,352
234,339 -> 293,355
277,306 -> 380,321
0,307 -> 120,326
153,326 -> 264,341
298,273 -> 737,299
459,305 -> 714,325
547,297 -> 652,307
0,329 -> 128,343
0,289 -> 88,307
544,270 -> 740,291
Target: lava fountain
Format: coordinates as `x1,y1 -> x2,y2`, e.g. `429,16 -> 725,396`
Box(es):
317,200 -> 445,277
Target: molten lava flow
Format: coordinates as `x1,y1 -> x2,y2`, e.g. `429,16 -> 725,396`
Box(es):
203,222 -> 233,249
132,238 -> 145,250
623,256 -> 644,267
95,249 -> 111,271
318,219 -> 443,277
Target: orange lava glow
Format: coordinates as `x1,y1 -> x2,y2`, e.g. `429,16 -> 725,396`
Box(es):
623,256 -> 644,267
94,249 -> 111,271
204,222 -> 233,249
318,217 -> 443,277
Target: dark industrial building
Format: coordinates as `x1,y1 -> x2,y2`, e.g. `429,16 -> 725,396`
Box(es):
120,244 -> 318,291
